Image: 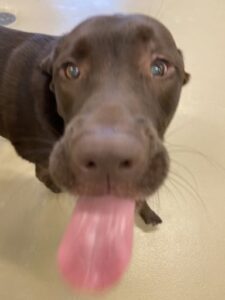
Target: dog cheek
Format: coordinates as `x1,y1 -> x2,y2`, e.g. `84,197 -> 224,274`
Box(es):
143,147 -> 169,194
49,140 -> 75,191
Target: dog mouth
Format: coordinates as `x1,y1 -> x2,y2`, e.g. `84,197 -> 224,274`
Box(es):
49,135 -> 169,199
57,156 -> 168,292
73,179 -> 143,200
68,148 -> 169,201
51,140 -> 169,292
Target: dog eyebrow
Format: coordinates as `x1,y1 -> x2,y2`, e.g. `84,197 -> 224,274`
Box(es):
133,25 -> 153,42
72,37 -> 91,60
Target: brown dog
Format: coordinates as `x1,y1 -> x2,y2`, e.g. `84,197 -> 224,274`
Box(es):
0,15 -> 189,224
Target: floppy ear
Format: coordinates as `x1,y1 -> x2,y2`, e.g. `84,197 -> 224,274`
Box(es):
177,49 -> 190,85
40,49 -> 55,75
40,49 -> 56,91
40,37 -> 65,75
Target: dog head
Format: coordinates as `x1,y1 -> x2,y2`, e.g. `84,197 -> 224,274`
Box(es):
41,14 -> 189,200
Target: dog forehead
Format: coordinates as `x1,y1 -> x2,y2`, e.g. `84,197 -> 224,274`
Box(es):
54,15 -> 181,71
68,14 -> 174,46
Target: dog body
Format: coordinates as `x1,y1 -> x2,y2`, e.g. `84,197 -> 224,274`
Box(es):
0,15 -> 189,220
0,26 -> 64,190
0,27 -> 57,143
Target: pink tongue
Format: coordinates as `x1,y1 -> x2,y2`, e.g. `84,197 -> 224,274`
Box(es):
58,196 -> 135,292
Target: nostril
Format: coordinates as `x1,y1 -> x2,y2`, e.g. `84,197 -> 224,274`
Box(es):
85,160 -> 97,170
119,159 -> 133,169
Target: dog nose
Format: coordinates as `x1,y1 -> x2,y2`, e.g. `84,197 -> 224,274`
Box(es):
72,129 -> 147,180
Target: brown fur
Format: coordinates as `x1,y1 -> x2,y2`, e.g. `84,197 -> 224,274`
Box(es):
0,15 -> 189,223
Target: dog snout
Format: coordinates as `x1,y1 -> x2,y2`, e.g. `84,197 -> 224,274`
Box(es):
72,128 -> 148,182
49,117 -> 169,196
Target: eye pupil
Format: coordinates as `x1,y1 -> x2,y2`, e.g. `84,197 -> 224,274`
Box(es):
151,65 -> 163,75
151,61 -> 167,77
65,64 -> 80,79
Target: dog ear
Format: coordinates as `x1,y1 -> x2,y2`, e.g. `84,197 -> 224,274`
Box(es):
40,37 -> 64,75
177,49 -> 190,85
40,48 -> 57,91
40,49 -> 55,75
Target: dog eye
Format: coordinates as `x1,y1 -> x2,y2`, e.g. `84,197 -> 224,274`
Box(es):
64,64 -> 80,79
151,60 -> 168,77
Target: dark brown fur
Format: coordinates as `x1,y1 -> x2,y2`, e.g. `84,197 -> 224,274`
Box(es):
0,15 -> 189,224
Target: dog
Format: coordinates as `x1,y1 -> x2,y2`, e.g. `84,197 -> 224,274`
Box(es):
0,14 -> 189,224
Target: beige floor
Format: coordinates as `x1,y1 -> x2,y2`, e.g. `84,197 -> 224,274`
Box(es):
0,0 -> 225,299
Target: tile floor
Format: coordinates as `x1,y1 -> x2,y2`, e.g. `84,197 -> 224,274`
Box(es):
0,0 -> 225,299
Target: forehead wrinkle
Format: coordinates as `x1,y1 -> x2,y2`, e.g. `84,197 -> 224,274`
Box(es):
69,27 -> 152,63
71,16 -> 155,46
70,22 -> 173,59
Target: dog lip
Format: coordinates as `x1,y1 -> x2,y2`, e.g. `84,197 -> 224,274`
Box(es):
72,186 -> 146,201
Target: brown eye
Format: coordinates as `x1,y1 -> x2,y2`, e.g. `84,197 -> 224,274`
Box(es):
64,64 -> 80,79
151,60 -> 168,77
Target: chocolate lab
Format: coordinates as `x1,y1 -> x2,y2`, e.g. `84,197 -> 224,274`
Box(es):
0,14 -> 189,224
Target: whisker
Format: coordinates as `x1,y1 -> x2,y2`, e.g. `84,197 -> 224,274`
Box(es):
170,159 -> 199,190
169,172 -> 208,214
166,141 -> 225,174
167,177 -> 186,201
170,169 -> 200,199
166,124 -> 189,138
148,191 -> 160,212
166,177 -> 187,211
162,181 -> 179,204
